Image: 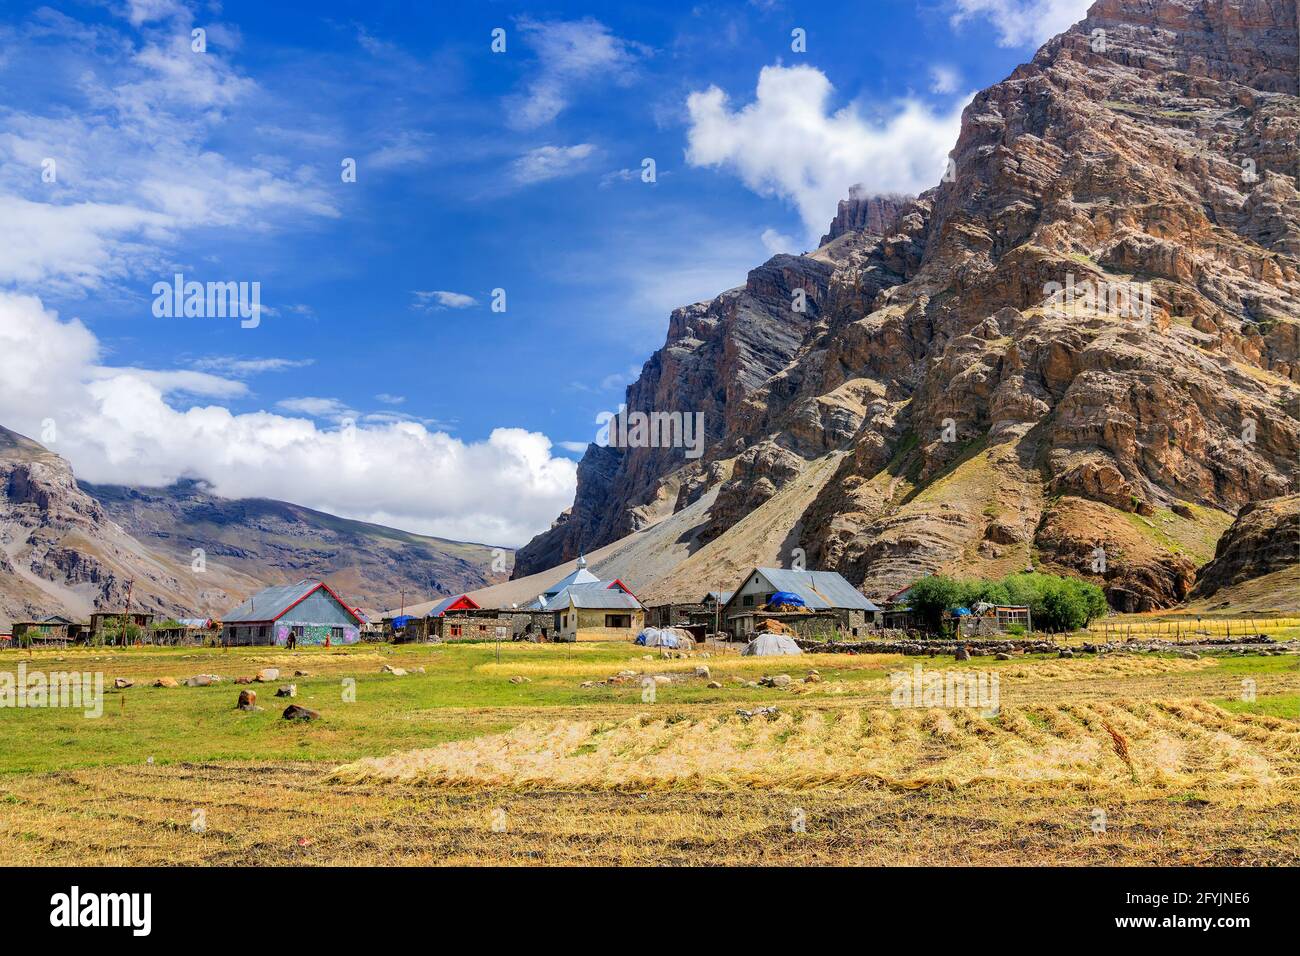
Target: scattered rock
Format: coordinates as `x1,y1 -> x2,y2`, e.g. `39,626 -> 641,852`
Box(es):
1058,649 -> 1074,659
509,675 -> 531,684
381,665 -> 408,676
804,671 -> 823,683
995,652 -> 1013,660
759,674 -> 792,688
153,676 -> 179,688
694,665 -> 711,679
736,706 -> 780,720
186,674 -> 219,687
282,704 -> 320,721
955,645 -> 971,662
653,675 -> 672,685
113,678 -> 133,689
255,668 -> 280,682
294,670 -> 311,677
234,677 -> 252,685
706,681 -> 722,689
276,684 -> 297,697
236,689 -> 258,710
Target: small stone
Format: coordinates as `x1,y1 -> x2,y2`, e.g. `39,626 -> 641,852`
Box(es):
237,689 -> 257,710
113,677 -> 133,689
653,675 -> 671,685
804,671 -> 823,683
995,652 -> 1012,660
255,668 -> 280,682
509,675 -> 531,684
276,684 -> 297,697
153,676 -> 179,688
381,665 -> 408,676
955,646 -> 971,662
1058,649 -> 1074,659
186,674 -> 218,687
694,665 -> 711,679
294,670 -> 311,677
760,674 -> 792,688
282,704 -> 320,721
706,681 -> 722,689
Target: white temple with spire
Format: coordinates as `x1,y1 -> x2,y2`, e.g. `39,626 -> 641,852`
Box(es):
523,554 -> 602,610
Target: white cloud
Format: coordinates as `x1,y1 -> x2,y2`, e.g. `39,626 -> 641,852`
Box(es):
760,227 -> 798,256
507,18 -> 644,129
685,65 -> 967,242
374,393 -> 406,405
510,144 -> 597,185
90,367 -> 248,399
558,441 -> 589,453
276,397 -> 357,419
412,290 -> 478,310
0,9 -> 338,294
929,65 -> 961,94
193,356 -> 315,376
0,292 -> 577,546
948,0 -> 1091,48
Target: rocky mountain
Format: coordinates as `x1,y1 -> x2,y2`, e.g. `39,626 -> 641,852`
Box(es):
515,0 -> 1300,611
0,425 -> 509,628
0,425 -> 201,628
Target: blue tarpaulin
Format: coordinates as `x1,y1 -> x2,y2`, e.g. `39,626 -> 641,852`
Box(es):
391,615 -> 414,629
768,591 -> 806,607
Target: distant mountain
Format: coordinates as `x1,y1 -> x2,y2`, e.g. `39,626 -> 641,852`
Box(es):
0,424 -> 511,628
82,481 -> 511,616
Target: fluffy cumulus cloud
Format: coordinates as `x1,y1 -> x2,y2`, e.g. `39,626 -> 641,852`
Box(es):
0,292 -> 577,546
686,65 -> 968,242
948,0 -> 1092,48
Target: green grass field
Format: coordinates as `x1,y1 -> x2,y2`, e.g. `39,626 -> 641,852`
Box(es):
1,639 -> 1296,865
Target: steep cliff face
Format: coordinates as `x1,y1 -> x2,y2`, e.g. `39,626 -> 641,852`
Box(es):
516,0 -> 1300,610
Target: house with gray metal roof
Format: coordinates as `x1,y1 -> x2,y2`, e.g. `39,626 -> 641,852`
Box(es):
720,567 -> 881,640
221,580 -> 362,646
549,580 -> 645,642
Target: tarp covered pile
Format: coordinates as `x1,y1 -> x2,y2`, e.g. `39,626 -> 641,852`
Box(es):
742,633 -> 803,656
635,627 -> 697,649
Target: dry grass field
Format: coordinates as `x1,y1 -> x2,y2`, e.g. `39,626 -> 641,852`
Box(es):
1,637 -> 1297,866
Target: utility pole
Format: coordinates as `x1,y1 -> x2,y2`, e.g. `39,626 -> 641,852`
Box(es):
120,580 -> 134,647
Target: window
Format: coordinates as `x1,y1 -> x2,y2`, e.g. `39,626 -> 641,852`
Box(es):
258,625 -> 268,640
742,595 -> 754,607
605,614 -> 631,628
331,627 -> 343,642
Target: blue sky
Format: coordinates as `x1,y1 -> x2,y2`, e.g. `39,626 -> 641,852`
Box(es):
0,0 -> 1091,545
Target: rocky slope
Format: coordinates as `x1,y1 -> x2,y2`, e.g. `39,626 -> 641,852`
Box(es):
515,0 -> 1300,611
1190,492 -> 1300,599
0,425 -> 509,628
0,425 -> 199,628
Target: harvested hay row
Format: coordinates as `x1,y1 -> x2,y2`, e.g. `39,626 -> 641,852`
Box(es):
998,656 -> 1219,683
329,700 -> 1298,793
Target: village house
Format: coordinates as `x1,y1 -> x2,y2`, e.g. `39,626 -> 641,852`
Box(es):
550,580 -> 645,642
12,615 -> 84,646
522,554 -> 602,610
220,580 -> 362,647
720,568 -> 880,640
387,593 -> 481,642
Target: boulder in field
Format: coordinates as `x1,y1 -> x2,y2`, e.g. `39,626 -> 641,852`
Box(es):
153,676 -> 179,688
237,689 -> 258,710
282,704 -> 320,721
276,684 -> 297,697
113,678 -> 133,689
255,668 -> 280,682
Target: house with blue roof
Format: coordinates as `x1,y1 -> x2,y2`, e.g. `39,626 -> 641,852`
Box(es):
221,580 -> 363,646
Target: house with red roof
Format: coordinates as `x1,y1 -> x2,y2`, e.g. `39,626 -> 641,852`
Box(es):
220,580 -> 363,646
